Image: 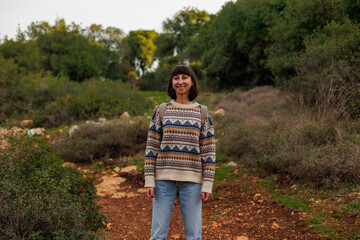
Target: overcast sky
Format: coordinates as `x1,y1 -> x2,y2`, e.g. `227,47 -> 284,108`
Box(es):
0,0 -> 232,39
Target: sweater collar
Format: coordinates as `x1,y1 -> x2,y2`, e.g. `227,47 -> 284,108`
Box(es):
170,100 -> 199,109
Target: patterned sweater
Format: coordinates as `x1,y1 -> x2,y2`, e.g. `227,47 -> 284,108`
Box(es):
144,100 -> 216,193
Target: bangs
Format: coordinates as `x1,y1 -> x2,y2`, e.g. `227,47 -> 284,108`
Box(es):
170,65 -> 192,78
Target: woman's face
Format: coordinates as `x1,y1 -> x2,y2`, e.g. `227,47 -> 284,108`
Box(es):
172,74 -> 193,98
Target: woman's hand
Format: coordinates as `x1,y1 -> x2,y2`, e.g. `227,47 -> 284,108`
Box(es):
201,192 -> 211,201
146,187 -> 154,199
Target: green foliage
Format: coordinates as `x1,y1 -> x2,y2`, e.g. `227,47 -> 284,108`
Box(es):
138,55 -> 180,91
0,131 -> 106,239
162,7 -> 211,55
343,0 -> 360,23
32,79 -> 149,128
2,19 -> 127,82
0,39 -> 43,73
52,120 -> 148,163
265,0 -> 344,83
198,0 -> 280,89
37,27 -> 107,82
0,58 -> 149,126
154,33 -> 177,59
125,30 -> 158,76
291,19 -> 360,118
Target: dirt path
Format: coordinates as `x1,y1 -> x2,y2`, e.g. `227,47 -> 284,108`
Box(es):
96,171 -> 321,240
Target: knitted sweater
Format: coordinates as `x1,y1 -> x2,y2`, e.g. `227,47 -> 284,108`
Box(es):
144,100 -> 216,193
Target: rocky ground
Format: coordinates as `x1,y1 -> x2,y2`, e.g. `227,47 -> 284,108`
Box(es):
93,167 -> 321,240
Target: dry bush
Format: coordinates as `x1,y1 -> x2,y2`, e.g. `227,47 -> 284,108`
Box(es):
52,119 -> 148,163
215,86 -> 360,188
291,142 -> 360,188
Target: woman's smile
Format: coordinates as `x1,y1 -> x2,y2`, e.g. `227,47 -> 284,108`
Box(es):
172,74 -> 192,95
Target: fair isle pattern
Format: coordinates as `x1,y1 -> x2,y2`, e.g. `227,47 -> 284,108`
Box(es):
144,100 -> 216,193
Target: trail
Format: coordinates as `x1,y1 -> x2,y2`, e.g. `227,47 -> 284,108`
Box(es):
96,170 -> 321,240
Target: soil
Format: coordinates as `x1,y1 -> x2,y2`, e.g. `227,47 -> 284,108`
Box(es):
96,171 -> 322,240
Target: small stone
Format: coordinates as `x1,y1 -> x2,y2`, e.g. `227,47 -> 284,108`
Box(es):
236,236 -> 249,240
214,108 -> 225,116
113,167 -> 121,173
28,128 -> 45,136
211,221 -> 219,229
111,192 -> 138,199
253,193 -> 261,200
20,120 -> 33,128
226,161 -> 238,167
120,112 -> 130,120
98,117 -> 106,123
271,222 -> 280,229
104,222 -> 112,231
171,233 -> 180,239
137,188 -> 146,193
62,162 -> 77,168
120,166 -> 137,173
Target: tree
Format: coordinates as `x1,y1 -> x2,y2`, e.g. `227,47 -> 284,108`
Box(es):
265,0 -> 344,85
291,19 -> 360,118
162,7 -> 211,57
197,0 -> 285,89
0,39 -> 43,73
125,30 -> 158,76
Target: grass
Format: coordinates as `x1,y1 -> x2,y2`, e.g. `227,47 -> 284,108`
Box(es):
257,176 -> 360,239
214,165 -> 238,185
277,195 -> 310,211
140,91 -> 169,117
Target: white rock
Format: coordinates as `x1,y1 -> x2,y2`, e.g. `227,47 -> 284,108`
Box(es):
113,167 -> 121,173
214,108 -> 225,116
120,112 -> 130,120
98,118 -> 106,123
95,175 -> 126,197
68,125 -> 79,138
120,166 -> 137,173
111,192 -> 138,199
226,161 -> 238,167
28,128 -> 45,136
85,120 -> 95,124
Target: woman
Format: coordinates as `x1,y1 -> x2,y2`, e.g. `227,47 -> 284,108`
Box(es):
144,65 -> 216,240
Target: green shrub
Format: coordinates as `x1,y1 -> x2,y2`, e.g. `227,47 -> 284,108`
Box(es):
217,120 -> 257,163
52,119 -> 148,163
215,87 -> 360,188
291,19 -> 360,119
0,129 -> 106,239
32,79 -> 150,128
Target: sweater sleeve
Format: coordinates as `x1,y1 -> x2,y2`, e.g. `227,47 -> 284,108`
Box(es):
199,110 -> 216,193
144,106 -> 162,188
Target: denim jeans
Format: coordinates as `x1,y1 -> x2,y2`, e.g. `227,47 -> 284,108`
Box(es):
150,180 -> 202,240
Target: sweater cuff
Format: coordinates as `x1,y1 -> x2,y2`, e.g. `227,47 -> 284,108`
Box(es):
145,176 -> 155,188
201,181 -> 213,194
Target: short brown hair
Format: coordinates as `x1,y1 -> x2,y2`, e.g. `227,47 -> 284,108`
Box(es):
167,65 -> 199,101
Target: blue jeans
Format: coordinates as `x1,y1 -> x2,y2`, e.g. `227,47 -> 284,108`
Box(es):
150,180 -> 202,240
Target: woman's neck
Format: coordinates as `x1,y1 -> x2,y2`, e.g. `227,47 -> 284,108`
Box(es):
175,95 -> 192,104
